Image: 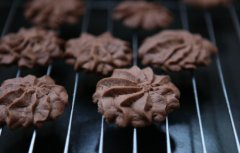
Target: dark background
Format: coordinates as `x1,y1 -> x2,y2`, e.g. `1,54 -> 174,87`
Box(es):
0,0 -> 240,153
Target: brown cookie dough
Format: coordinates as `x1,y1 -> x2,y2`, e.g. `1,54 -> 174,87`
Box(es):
0,28 -> 64,68
25,0 -> 85,29
139,30 -> 218,72
0,75 -> 68,129
113,1 -> 173,30
93,66 -> 180,127
184,0 -> 232,8
65,32 -> 132,75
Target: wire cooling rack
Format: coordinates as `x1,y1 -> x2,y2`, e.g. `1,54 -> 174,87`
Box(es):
0,0 -> 240,153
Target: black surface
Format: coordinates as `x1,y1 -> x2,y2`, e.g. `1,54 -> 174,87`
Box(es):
0,0 -> 240,153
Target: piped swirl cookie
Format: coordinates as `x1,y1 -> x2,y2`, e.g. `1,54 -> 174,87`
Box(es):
93,66 -> 180,127
113,1 -> 173,30
0,75 -> 68,129
65,32 -> 132,75
139,30 -> 218,72
0,28 -> 64,68
25,0 -> 85,28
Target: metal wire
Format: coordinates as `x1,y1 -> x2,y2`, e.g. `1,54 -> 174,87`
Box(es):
165,117 -> 171,153
28,130 -> 37,153
180,4 -> 207,153
63,72 -> 79,153
46,65 -> 53,76
228,5 -> 240,41
98,117 -> 104,153
131,33 -> 138,153
27,64 -> 53,153
192,75 -> 207,153
204,11 -> 240,153
98,6 -> 114,153
0,0 -> 20,137
131,30 -> 172,153
133,128 -> 137,153
63,2 -> 91,153
16,69 -> 21,78
1,0 -> 19,36
0,0 -> 55,150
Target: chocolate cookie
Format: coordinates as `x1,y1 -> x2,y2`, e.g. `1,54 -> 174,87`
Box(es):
25,0 -> 85,28
65,32 -> 132,75
0,28 -> 64,68
184,0 -> 232,8
139,30 -> 218,72
113,1 -> 173,30
93,66 -> 180,127
0,75 -> 68,129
